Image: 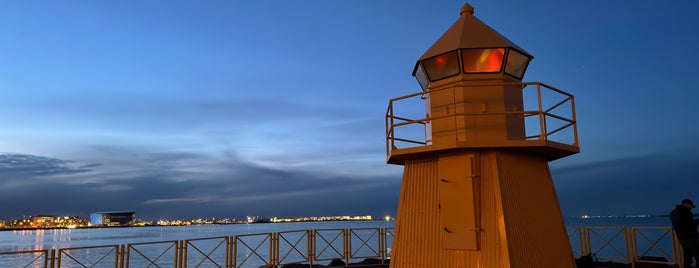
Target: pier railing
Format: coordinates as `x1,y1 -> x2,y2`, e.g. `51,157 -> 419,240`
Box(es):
0,227 -> 392,268
0,226 -> 686,267
568,226 -> 682,267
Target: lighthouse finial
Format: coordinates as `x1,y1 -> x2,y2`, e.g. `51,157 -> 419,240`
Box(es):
460,3 -> 474,15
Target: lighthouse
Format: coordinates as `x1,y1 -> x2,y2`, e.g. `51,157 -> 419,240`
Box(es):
386,3 -> 579,267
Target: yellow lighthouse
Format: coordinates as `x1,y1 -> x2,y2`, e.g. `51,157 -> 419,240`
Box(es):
386,3 -> 579,268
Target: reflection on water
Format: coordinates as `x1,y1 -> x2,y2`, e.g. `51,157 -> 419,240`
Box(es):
0,221 -> 392,253
9,228 -> 78,252
0,217 -> 671,254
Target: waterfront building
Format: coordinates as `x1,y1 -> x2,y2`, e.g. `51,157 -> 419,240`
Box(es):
31,215 -> 57,228
90,211 -> 136,226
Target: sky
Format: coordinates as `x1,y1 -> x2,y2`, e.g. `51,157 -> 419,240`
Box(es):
1,1 -> 698,221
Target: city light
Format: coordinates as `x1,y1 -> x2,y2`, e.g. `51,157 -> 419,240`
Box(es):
0,214 -> 381,229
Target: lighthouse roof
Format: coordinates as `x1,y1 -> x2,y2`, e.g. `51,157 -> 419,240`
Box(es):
417,3 -> 532,63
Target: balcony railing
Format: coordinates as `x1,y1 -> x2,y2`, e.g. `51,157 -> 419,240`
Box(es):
386,82 -> 579,162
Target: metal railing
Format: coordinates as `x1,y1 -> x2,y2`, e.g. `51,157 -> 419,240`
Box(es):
0,226 -> 687,267
568,226 -> 683,268
0,227 -> 392,268
385,82 -> 578,157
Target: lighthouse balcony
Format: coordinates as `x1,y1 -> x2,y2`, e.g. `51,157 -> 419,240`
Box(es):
386,82 -> 579,164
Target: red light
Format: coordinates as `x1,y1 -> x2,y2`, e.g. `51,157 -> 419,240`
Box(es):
481,49 -> 504,72
436,56 -> 446,65
463,48 -> 504,73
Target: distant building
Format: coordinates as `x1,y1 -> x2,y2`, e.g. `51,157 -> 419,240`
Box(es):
32,215 -> 57,228
90,211 -> 135,226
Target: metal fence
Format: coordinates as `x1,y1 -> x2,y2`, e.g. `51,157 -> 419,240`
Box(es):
0,226 -> 686,267
0,227 -> 392,268
568,226 -> 683,268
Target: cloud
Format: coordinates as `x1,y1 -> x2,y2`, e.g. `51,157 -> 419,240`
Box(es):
552,150 -> 699,217
0,153 -> 96,179
5,145 -> 695,222
0,149 -> 401,220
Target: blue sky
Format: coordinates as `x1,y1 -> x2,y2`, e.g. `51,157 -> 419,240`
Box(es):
1,1 -> 698,220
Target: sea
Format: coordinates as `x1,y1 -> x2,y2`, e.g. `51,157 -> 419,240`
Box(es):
0,220 -> 396,253
0,216 -> 676,266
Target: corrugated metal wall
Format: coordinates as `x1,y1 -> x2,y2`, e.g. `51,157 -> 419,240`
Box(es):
495,151 -> 575,267
390,151 -> 574,268
391,157 -> 441,267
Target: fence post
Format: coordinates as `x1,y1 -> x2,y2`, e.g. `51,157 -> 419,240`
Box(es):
118,245 -> 124,268
583,227 -> 590,256
308,230 -> 314,267
379,228 -> 386,264
344,229 -> 350,266
49,249 -> 55,268
272,232 -> 279,267
180,240 -> 185,268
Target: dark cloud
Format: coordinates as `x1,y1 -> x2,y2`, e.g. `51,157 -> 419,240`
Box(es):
0,151 -> 401,220
552,150 -> 699,217
0,153 -> 95,178
5,146 -> 693,221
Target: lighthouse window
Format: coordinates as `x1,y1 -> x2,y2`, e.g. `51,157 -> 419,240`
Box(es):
505,49 -> 530,79
462,48 -> 504,73
414,64 -> 430,91
422,50 -> 460,82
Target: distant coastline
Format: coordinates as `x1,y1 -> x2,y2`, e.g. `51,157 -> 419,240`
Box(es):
0,216 -> 387,232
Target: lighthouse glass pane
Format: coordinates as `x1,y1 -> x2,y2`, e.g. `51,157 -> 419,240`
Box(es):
505,49 -> 530,78
462,48 -> 504,73
414,64 -> 430,91
423,50 -> 460,81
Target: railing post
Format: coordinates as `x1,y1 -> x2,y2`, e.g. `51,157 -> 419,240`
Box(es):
582,227 -> 590,256
118,245 -> 124,268
673,230 -> 684,268
49,249 -> 56,268
570,95 -> 579,147
308,230 -> 314,267
624,226 -> 634,266
536,83 -> 546,141
344,229 -> 350,266
379,228 -> 385,264
227,236 -> 235,268
234,235 -> 240,268
225,236 -> 231,268
179,240 -> 185,268
629,227 -> 635,268
386,102 -> 392,157
272,232 -> 279,267
124,245 -> 131,268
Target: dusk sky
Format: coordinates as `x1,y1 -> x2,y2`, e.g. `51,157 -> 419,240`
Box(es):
1,1 -> 698,221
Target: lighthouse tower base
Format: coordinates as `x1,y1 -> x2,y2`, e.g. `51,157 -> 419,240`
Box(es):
389,150 -> 575,268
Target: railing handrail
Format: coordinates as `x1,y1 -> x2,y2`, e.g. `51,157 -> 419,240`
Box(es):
0,226 -> 686,268
385,81 -> 579,159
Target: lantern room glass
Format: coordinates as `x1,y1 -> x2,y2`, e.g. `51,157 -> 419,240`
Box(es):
462,48 -> 505,73
414,64 -> 429,91
505,49 -> 530,79
422,50 -> 460,81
